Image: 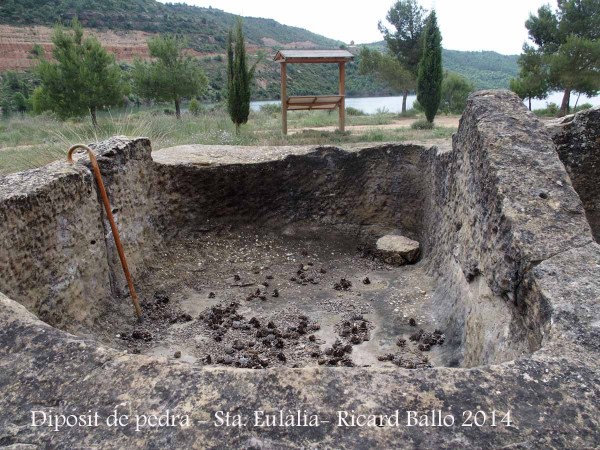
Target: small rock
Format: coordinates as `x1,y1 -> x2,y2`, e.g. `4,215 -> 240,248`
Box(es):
239,357 -> 250,368
363,277 -> 371,285
208,292 -> 216,299
174,351 -> 181,359
333,278 -> 352,291
409,329 -> 424,342
131,330 -> 152,341
351,335 -> 362,345
154,290 -> 170,304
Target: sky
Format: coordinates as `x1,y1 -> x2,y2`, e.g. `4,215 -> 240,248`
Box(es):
160,0 -> 553,55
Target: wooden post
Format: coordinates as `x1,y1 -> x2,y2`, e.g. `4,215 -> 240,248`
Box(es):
339,62 -> 345,132
281,62 -> 287,135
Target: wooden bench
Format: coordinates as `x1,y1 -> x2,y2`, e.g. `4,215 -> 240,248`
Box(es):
286,95 -> 344,111
274,50 -> 354,134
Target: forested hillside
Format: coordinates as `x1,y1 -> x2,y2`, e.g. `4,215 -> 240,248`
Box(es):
365,41 -> 518,90
442,50 -> 518,90
0,0 -> 340,52
0,0 -> 518,102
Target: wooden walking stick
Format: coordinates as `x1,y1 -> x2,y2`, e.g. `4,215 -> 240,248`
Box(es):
67,144 -> 143,320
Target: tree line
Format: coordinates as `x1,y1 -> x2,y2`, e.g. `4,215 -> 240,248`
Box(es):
510,0 -> 599,116
358,0 -> 449,124
359,0 -> 598,120
7,18 -> 254,132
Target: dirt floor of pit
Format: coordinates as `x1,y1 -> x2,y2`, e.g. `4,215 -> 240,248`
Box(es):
92,224 -> 452,369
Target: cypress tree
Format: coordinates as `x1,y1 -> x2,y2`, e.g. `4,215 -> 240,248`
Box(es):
227,19 -> 254,134
417,11 -> 443,123
226,30 -> 235,121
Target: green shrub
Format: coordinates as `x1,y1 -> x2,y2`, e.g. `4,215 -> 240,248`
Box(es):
259,103 -> 281,114
533,102 -> 559,117
398,108 -> 418,118
574,102 -> 593,113
30,44 -> 44,57
411,119 -> 434,129
439,72 -> 475,114
345,106 -> 365,116
189,98 -> 201,116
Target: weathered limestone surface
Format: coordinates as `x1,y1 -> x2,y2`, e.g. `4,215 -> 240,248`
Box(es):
0,137 -> 159,330
0,91 -> 599,448
153,144 -> 431,242
424,90 -> 594,366
85,138 -> 163,298
547,106 -> 600,242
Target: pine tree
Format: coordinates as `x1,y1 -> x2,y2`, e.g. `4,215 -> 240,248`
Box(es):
509,44 -> 549,110
378,0 -> 427,112
417,11 -> 443,123
227,19 -> 257,134
524,0 -> 600,116
32,18 -> 127,127
132,35 -> 207,119
358,47 -> 413,96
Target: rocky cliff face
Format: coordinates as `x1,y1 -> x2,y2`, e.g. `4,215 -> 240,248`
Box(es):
547,106 -> 600,242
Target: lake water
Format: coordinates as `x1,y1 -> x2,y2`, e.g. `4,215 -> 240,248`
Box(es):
251,91 -> 600,114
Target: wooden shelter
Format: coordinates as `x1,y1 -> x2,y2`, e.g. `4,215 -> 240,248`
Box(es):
273,50 -> 354,135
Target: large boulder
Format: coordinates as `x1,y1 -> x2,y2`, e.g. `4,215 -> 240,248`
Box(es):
375,234 -> 420,265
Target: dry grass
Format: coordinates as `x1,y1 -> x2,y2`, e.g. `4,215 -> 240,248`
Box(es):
0,106 -> 457,176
